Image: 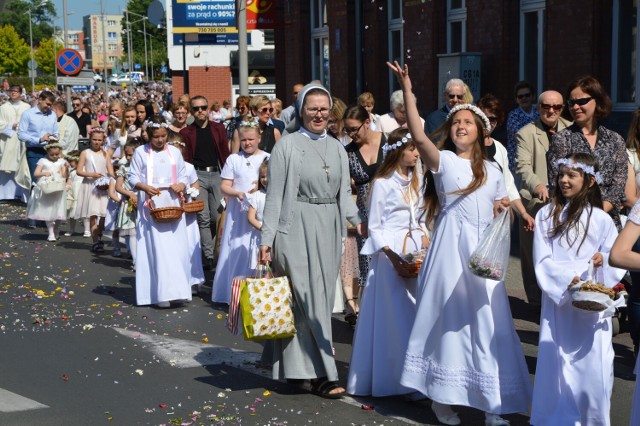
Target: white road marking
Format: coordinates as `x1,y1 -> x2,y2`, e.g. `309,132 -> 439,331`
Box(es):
0,388 -> 49,413
113,327 -> 423,424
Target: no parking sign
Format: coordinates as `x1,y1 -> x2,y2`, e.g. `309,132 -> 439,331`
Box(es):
56,49 -> 83,76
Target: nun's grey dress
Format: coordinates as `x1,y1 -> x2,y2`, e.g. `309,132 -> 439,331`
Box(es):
261,130 -> 360,381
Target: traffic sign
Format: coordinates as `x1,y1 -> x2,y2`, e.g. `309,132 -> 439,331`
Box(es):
161,65 -> 168,74
57,76 -> 95,86
56,49 -> 84,76
27,60 -> 38,70
134,63 -> 141,70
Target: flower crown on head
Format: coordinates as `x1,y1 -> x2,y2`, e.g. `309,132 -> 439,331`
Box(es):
239,119 -> 260,129
556,158 -> 604,185
44,142 -> 62,150
65,155 -> 80,162
446,104 -> 492,132
88,127 -> 105,135
167,140 -> 185,147
143,120 -> 169,129
109,115 -> 122,123
382,133 -> 412,158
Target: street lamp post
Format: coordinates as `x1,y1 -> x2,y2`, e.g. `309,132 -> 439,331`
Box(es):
137,29 -> 154,81
125,10 -> 149,79
27,0 -> 50,95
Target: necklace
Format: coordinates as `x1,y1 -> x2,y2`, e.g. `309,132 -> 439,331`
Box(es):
306,137 -> 330,182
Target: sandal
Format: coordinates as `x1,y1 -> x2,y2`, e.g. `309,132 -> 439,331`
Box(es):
91,242 -> 104,253
310,378 -> 345,399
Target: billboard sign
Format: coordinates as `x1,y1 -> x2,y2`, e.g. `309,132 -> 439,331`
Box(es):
171,0 -> 275,34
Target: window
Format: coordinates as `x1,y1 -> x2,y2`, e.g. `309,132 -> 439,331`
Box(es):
612,0 -> 638,107
108,32 -> 117,39
388,0 -> 403,91
108,44 -> 117,52
107,20 -> 116,26
447,0 -> 466,53
519,0 -> 545,95
311,0 -> 330,88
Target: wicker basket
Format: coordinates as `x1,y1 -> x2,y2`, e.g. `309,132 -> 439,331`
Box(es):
148,197 -> 184,223
397,228 -> 428,279
567,278 -> 615,312
183,199 -> 204,213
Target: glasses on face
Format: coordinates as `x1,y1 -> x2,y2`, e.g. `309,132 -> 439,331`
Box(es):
191,105 -> 208,112
540,103 -> 564,112
305,107 -> 330,117
567,97 -> 593,108
342,122 -> 365,136
448,94 -> 464,100
517,92 -> 532,100
174,111 -> 187,116
238,105 -> 247,110
260,107 -> 274,115
487,116 -> 498,124
73,103 -> 81,107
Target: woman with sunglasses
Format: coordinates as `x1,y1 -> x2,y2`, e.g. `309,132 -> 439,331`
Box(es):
547,76 -> 628,230
248,95 -> 281,153
506,81 -> 539,174
342,105 -> 386,320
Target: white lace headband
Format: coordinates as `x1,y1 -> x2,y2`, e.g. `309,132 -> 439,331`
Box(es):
88,127 -> 105,135
446,104 -> 492,132
143,120 -> 169,129
167,140 -> 185,147
556,158 -> 604,185
382,133 -> 412,158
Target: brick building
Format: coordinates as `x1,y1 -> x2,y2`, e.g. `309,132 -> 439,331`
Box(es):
274,0 -> 636,132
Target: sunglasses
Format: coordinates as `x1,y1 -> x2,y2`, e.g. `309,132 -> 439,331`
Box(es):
540,103 -> 563,112
448,94 -> 464,100
259,107 -> 274,114
566,97 -> 593,107
342,122 -> 365,136
487,116 -> 498,124
517,92 -> 532,100
191,105 -> 208,111
73,103 -> 81,106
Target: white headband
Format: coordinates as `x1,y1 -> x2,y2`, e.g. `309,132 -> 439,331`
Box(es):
143,120 -> 169,129
446,104 -> 492,132
382,133 -> 412,158
556,158 -> 604,185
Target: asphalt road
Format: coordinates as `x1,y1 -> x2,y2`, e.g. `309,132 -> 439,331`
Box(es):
0,201 -> 636,426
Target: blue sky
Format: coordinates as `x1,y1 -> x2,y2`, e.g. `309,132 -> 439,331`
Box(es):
50,0 -> 129,30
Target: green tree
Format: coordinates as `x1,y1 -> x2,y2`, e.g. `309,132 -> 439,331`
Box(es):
0,0 -> 56,47
34,37 -> 63,75
121,0 -> 166,72
0,25 -> 31,74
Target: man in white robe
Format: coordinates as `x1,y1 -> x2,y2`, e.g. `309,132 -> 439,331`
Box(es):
52,101 -> 79,154
0,85 -> 30,201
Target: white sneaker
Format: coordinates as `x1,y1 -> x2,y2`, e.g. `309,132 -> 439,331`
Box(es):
83,231 -> 91,238
64,232 -> 73,237
156,301 -> 170,308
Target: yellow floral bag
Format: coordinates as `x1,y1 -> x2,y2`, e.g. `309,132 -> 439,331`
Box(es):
239,268 -> 296,341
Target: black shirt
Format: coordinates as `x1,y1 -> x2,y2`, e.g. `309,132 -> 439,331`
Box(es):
193,123 -> 219,168
67,112 -> 92,137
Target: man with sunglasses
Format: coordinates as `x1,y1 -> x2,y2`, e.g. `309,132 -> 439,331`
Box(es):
506,81 -> 539,174
0,85 -> 30,202
67,97 -> 92,137
180,95 -> 230,270
425,78 -> 467,134
515,90 -> 571,308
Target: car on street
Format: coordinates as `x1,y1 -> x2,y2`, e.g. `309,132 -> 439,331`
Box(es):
109,72 -> 145,86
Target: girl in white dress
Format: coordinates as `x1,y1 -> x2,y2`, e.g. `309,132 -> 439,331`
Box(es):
75,127 -> 109,252
610,199 -> 640,426
347,128 -> 428,397
212,122 -> 270,303
532,153 -> 626,426
247,159 -> 269,269
26,143 -> 68,241
114,143 -> 138,268
128,116 -> 191,308
167,133 -> 205,294
64,150 -> 81,236
387,61 -> 531,426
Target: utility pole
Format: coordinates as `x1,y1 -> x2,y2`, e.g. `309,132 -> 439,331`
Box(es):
100,0 -> 108,95
63,0 -> 71,110
237,0 -> 247,96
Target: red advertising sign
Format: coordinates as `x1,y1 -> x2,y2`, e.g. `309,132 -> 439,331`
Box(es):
246,0 -> 275,29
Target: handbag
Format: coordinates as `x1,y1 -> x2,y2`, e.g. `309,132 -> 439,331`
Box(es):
229,265 -> 296,341
468,209 -> 510,281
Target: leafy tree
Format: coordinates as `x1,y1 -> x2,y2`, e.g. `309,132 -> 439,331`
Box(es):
121,0 -> 166,72
0,0 -> 56,47
0,25 -> 31,74
34,37 -> 63,75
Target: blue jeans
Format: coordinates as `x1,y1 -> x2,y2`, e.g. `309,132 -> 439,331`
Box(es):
195,170 -> 222,261
628,238 -> 640,353
26,148 -> 46,181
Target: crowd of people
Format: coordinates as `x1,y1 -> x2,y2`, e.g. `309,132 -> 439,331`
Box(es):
2,67 -> 640,424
